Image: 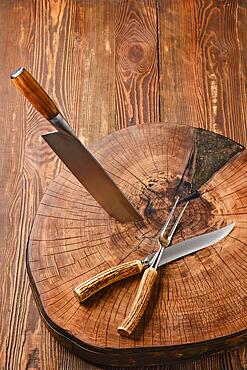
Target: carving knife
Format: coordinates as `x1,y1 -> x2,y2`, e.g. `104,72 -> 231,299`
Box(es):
10,67 -> 142,223
118,223 -> 235,336
74,221 -> 234,336
74,222 -> 234,306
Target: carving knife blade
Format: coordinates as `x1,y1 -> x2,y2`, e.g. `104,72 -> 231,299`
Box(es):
11,67 -> 142,223
157,222 -> 234,267
74,223 -> 235,303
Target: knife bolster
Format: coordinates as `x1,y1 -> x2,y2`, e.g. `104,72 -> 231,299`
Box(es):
74,260 -> 144,303
49,113 -> 75,136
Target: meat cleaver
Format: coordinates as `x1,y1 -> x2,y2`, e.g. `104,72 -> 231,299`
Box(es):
11,68 -> 142,223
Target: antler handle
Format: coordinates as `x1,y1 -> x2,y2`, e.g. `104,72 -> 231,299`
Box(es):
118,267 -> 157,337
74,260 -> 144,303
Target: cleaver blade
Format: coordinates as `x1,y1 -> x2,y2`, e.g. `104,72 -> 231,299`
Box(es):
42,130 -> 142,222
11,67 -> 142,223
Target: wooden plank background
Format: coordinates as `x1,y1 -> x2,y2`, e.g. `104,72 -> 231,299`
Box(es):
0,0 -> 246,369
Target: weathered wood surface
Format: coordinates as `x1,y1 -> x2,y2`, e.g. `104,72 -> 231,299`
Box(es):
115,0 -> 159,127
0,0 -> 247,369
27,124 -> 247,366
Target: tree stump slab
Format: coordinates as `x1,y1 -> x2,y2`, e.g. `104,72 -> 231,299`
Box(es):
27,123 -> 247,367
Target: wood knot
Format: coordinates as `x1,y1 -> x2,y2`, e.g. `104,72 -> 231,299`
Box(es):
128,43 -> 144,63
74,33 -> 86,49
117,40 -> 154,75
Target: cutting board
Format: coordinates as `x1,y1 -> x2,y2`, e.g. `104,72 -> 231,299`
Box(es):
27,123 -> 247,367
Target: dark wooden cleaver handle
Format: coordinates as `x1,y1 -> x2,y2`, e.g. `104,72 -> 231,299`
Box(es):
11,67 -> 59,120
73,260 -> 144,303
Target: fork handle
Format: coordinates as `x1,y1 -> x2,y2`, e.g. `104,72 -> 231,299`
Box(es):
118,267 -> 157,337
74,260 -> 144,302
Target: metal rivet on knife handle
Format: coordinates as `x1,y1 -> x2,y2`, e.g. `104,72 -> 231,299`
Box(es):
74,260 -> 144,303
11,67 -> 142,223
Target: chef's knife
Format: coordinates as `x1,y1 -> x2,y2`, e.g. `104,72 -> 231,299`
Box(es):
74,223 -> 234,304
11,67 -> 142,223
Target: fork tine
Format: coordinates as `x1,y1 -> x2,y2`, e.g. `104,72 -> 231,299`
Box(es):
148,197 -> 180,267
166,201 -> 189,242
159,196 -> 180,239
152,201 -> 189,269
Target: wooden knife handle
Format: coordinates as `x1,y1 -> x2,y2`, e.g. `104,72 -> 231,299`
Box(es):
11,67 -> 59,120
117,267 -> 157,337
74,260 -> 144,303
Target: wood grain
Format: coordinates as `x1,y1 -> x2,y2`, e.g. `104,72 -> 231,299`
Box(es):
1,0 -> 247,369
115,0 -> 159,128
27,124 -> 247,366
0,1 -> 43,369
158,0 -> 247,146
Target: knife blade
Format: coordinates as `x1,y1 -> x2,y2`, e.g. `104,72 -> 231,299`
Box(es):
10,67 -> 142,223
156,222 -> 234,267
74,223 -> 234,303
